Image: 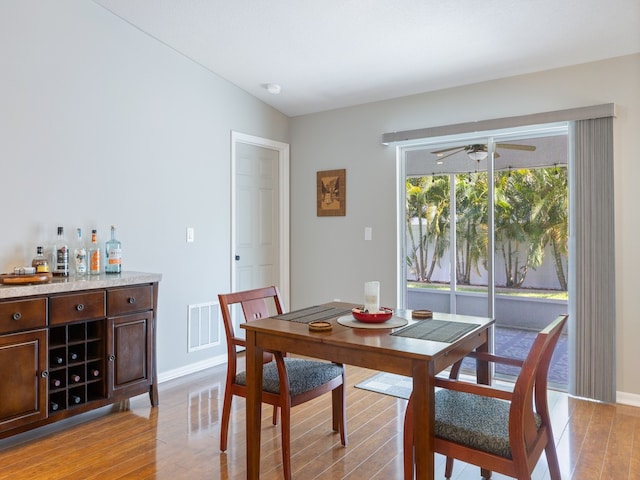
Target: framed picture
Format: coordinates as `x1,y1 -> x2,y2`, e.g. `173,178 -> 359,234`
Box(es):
317,169 -> 346,216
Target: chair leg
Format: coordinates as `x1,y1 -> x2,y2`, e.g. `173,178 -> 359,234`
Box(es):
403,397 -> 414,480
444,457 -> 454,478
220,390 -> 233,452
281,405 -> 292,480
545,442 -> 561,480
480,467 -> 492,479
332,382 -> 348,446
272,405 -> 279,425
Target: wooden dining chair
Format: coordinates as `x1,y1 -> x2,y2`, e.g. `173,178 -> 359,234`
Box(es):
403,314 -> 568,480
218,286 -> 347,480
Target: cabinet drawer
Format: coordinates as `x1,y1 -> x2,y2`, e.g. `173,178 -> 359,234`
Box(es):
107,285 -> 153,316
49,291 -> 106,326
0,298 -> 47,334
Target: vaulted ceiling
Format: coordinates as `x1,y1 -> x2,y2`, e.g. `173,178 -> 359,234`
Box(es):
94,0 -> 640,117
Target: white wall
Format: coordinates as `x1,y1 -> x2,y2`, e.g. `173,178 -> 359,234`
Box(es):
0,1 -> 289,377
290,54 -> 640,400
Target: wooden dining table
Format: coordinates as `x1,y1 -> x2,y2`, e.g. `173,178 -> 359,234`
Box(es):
241,302 -> 494,479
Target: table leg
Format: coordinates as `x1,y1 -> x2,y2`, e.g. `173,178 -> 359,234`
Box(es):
245,330 -> 264,480
412,360 -> 435,480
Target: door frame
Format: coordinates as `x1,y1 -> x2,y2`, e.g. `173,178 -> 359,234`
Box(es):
230,131 -> 290,309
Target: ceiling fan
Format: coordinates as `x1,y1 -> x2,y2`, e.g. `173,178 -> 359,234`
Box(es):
432,143 -> 536,162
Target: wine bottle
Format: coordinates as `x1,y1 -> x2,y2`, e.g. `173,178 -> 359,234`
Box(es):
52,227 -> 69,277
105,225 -> 122,274
51,354 -> 64,365
69,351 -> 79,362
70,374 -> 81,383
69,395 -> 82,404
50,401 -> 60,411
89,368 -> 100,377
31,246 -> 50,273
73,228 -> 87,276
89,229 -> 101,275
50,377 -> 62,388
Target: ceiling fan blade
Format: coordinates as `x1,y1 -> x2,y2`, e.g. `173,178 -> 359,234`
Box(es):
495,143 -> 536,151
431,146 -> 466,156
434,148 -> 466,161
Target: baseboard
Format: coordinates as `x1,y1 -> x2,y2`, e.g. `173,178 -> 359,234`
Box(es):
617,391 -> 640,407
157,354 -> 227,384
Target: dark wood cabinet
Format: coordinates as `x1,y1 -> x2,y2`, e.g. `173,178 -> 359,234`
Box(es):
0,273 -> 160,439
0,329 -> 47,432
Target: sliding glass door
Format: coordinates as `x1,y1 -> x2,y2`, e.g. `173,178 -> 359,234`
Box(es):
401,125 -> 569,388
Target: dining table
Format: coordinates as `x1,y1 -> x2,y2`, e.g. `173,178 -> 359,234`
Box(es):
241,302 -> 494,480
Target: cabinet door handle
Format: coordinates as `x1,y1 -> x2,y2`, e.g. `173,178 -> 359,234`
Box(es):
12,312 -> 22,321
128,297 -> 136,304
76,304 -> 85,311
41,371 -> 49,378
108,354 -> 116,361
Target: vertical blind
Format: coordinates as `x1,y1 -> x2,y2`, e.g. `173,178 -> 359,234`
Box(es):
570,117 -> 616,402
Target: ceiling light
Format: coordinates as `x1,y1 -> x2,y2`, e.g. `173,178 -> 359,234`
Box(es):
265,83 -> 281,95
467,150 -> 488,161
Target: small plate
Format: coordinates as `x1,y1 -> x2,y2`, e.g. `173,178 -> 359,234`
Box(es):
352,306 -> 393,323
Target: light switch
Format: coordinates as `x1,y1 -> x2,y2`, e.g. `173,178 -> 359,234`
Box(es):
186,227 -> 195,243
364,227 -> 372,241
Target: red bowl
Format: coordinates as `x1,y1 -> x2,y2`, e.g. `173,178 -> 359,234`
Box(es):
352,307 -> 393,323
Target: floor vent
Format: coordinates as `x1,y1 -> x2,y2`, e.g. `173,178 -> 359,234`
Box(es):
188,301 -> 221,352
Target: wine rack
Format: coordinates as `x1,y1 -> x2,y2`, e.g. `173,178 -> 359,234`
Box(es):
48,319 -> 106,413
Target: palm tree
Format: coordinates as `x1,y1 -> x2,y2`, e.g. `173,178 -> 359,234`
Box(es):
455,173 -> 488,285
528,167 -> 569,290
406,176 -> 451,282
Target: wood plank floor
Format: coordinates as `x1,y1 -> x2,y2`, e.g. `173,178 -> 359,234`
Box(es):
0,359 -> 639,479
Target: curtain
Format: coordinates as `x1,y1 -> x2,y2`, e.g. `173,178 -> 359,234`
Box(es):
570,117 -> 616,403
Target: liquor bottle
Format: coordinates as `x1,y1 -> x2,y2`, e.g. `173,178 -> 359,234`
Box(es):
89,229 -> 101,275
52,227 -> 69,277
73,228 -> 87,276
31,246 -> 50,273
105,225 -> 122,274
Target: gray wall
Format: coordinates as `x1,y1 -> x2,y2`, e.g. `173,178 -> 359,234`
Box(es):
0,1 -> 288,378
289,54 -> 640,401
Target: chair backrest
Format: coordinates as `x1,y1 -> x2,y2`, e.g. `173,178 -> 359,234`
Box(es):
218,286 -> 285,366
510,314 -> 568,457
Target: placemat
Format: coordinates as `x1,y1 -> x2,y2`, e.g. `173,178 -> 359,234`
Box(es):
336,315 -> 408,329
271,305 -> 352,324
391,319 -> 480,343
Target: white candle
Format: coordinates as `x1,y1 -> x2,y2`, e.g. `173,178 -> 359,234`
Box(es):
364,281 -> 380,313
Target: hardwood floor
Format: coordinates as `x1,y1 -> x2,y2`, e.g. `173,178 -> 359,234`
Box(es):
0,359 -> 639,479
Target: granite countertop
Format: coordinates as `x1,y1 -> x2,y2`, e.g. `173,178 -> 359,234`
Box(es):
0,271 -> 162,299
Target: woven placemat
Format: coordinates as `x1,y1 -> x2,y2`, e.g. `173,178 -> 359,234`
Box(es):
391,319 -> 480,343
271,305 -> 352,324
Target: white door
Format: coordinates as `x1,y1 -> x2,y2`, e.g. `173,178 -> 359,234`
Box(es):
231,132 -> 290,334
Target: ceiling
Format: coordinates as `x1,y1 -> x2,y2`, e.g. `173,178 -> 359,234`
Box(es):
93,0 -> 640,117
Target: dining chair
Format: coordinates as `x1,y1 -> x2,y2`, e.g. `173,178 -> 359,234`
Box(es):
403,314 -> 568,480
218,286 -> 347,480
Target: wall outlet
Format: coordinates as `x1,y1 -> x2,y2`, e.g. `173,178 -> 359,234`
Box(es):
186,227 -> 195,243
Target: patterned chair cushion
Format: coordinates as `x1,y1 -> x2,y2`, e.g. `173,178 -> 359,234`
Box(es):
235,358 -> 343,397
435,389 -> 542,459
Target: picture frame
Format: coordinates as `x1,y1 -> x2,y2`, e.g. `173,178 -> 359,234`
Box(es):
317,169 -> 346,216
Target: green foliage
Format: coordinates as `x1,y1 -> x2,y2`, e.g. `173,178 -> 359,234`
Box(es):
405,166 -> 568,290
